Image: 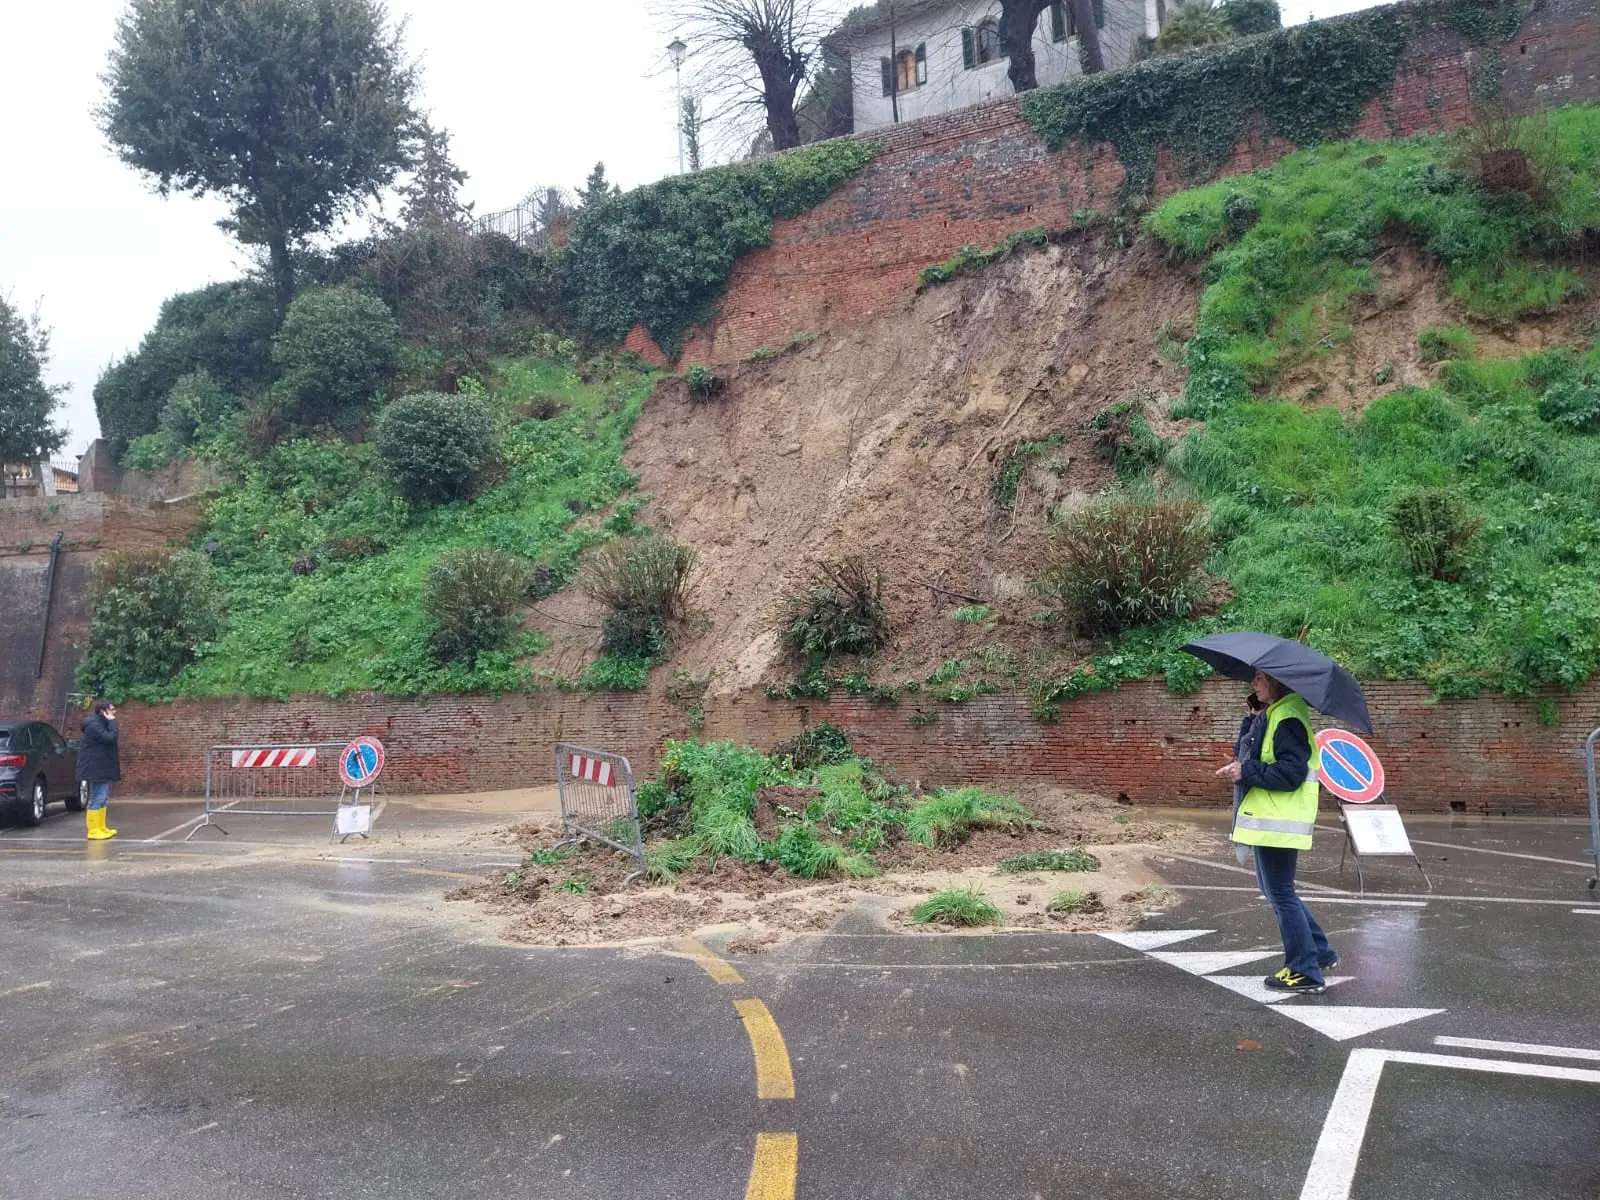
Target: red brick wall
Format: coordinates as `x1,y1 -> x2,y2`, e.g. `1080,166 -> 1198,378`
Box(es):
622,0 -> 1600,367
116,678 -> 1600,815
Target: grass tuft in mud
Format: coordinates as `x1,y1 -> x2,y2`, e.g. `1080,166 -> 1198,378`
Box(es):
912,888 -> 1004,927
999,848 -> 1100,873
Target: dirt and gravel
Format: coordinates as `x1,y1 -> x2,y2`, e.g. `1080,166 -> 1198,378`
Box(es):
452,784 -> 1209,952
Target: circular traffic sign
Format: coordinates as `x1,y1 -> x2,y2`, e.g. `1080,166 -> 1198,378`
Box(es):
1315,729 -> 1385,804
340,737 -> 385,789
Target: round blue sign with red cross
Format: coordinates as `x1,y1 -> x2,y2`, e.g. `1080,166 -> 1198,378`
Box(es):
1315,729 -> 1385,804
340,737 -> 385,789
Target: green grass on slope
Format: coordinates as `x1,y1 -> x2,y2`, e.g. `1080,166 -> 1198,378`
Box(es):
155,359 -> 654,699
1031,104 -> 1600,706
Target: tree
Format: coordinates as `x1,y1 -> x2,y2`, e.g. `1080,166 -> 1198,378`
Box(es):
398,122 -> 471,229
99,0 -> 421,317
662,0 -> 833,153
0,295 -> 66,465
999,0 -> 1101,91
577,163 -> 620,208
1070,0 -> 1106,74
681,94 -> 706,171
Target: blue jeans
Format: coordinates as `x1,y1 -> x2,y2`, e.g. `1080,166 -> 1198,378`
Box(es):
1254,846 -> 1333,983
86,782 -> 112,811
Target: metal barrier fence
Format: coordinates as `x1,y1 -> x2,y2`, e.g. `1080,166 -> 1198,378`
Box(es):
555,743 -> 644,878
1586,727 -> 1599,890
188,742 -> 370,840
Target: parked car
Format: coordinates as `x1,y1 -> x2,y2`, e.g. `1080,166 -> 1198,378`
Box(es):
0,720 -> 82,826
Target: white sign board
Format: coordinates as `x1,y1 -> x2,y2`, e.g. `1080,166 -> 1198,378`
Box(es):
1342,804 -> 1413,857
334,804 -> 372,837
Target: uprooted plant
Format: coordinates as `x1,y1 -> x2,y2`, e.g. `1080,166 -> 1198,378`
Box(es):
777,556 -> 891,662
579,536 -> 696,658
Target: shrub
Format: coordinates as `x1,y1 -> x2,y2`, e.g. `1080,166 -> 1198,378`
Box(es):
1090,397 -> 1167,479
1032,500 -> 1211,636
578,654 -> 654,690
1153,0 -> 1235,55
911,888 -> 1003,927
772,722 -> 854,769
1454,107 -> 1568,210
1389,487 -> 1481,582
77,550 -> 225,695
1223,190 -> 1260,239
682,364 -> 724,402
771,824 -> 871,879
1537,379 -> 1600,433
778,557 -> 891,661
374,391 -> 497,506
579,537 -> 696,657
1418,325 -> 1476,364
422,547 -> 528,663
120,431 -> 181,471
158,369 -> 235,446
1218,0 -> 1281,35
271,286 -> 400,425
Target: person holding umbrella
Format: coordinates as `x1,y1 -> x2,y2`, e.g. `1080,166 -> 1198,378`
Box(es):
1183,633 -> 1371,996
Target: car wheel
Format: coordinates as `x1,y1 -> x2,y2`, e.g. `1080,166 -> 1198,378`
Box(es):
65,782 -> 86,813
24,777 -> 47,826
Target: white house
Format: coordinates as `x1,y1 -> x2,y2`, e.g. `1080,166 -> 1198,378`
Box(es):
829,0 -> 1160,132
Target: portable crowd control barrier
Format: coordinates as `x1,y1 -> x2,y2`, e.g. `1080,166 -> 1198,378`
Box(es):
188,742 -> 377,840
554,743 -> 645,880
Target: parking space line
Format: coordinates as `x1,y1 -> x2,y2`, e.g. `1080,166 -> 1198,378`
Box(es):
674,938 -> 745,985
1434,1036 -> 1600,1062
744,1131 -> 798,1200
734,999 -> 796,1100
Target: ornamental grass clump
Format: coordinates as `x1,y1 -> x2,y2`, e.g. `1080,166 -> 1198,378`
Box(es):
903,787 -> 1031,848
911,888 -> 1003,928
778,556 -> 890,662
579,536 -> 695,658
1388,487 -> 1481,583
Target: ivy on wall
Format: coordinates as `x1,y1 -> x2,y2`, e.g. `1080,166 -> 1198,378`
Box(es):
1017,0 -> 1529,203
566,140 -> 879,360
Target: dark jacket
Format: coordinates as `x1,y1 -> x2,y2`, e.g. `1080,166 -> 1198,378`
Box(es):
1239,711 -> 1311,794
77,714 -> 121,783
1232,711 -> 1266,810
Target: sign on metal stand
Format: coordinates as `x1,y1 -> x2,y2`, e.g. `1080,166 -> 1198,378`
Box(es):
555,743 -> 644,882
333,737 -> 387,843
1317,729 -> 1430,893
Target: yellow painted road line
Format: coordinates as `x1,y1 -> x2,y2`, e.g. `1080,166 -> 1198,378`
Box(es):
744,1132 -> 798,1200
734,998 -> 796,1100
674,937 -> 745,985
0,848 -> 85,856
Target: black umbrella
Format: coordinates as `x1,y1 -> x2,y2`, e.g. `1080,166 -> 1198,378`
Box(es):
1181,632 -> 1373,734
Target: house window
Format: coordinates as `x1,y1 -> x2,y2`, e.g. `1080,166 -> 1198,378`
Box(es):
883,42 -> 928,94
1047,0 -> 1106,41
962,17 -> 1004,68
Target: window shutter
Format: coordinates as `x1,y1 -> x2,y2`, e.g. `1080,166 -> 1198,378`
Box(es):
915,42 -> 928,84
1050,2 -> 1067,41
881,55 -> 894,95
1093,0 -> 1105,27
962,27 -> 975,69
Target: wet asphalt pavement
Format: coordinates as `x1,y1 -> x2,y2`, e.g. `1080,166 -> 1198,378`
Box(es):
2,800 -> 1598,1199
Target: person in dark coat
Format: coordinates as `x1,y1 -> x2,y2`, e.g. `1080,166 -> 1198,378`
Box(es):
1231,692 -> 1266,865
77,699 -> 120,840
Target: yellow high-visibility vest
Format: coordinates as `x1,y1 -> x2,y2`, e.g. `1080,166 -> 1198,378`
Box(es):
1232,693 -> 1320,850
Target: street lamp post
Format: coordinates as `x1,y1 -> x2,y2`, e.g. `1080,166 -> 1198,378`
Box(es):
668,37 -> 688,174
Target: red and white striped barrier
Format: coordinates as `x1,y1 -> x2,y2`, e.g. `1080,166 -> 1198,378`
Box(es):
568,754 -> 615,787
231,747 -> 318,768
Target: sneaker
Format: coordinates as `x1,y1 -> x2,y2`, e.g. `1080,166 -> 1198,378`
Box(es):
1319,953 -> 1340,971
1264,971 -> 1325,994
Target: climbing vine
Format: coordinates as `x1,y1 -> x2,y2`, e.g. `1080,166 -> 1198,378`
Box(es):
1018,0 -> 1529,203
566,140 -> 879,360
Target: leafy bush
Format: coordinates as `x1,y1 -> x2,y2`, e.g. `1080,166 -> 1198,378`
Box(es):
577,655 -> 654,690
120,431 -> 181,471
1389,487 -> 1481,583
1218,0 -> 1281,35
566,140 -> 877,359
682,364 -> 724,402
158,369 -> 235,446
998,848 -> 1100,873
422,547 -> 528,663
1538,378 -> 1600,433
271,286 -> 400,425
911,888 -> 1003,927
374,390 -> 497,505
771,824 -> 871,879
778,557 -> 891,662
1091,397 -> 1166,479
1454,107 -> 1569,210
771,722 -> 854,769
78,550 -> 225,696
579,537 -> 695,657
1033,500 -> 1211,636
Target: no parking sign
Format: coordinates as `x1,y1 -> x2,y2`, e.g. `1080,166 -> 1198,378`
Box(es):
339,737 -> 385,790
1315,729 -> 1385,804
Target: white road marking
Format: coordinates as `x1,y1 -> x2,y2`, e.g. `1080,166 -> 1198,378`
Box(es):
1433,1036 -> 1600,1062
0,981 -> 51,1000
146,803 -> 236,843
1157,851 -> 1340,892
1206,974 -> 1353,1004
1301,1049 -> 1600,1200
1169,883 -> 1584,908
1572,908 -> 1600,914
1276,1005 -> 1445,1042
1311,825 -> 1596,870
1147,949 -> 1279,975
1098,929 -> 1214,950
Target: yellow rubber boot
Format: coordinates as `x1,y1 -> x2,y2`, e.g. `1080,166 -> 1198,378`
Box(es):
86,808 -> 116,840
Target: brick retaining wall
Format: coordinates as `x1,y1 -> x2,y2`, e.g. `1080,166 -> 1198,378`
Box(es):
115,679 -> 1600,814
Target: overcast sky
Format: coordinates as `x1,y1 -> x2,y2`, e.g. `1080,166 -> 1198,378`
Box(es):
0,0 -> 1378,456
